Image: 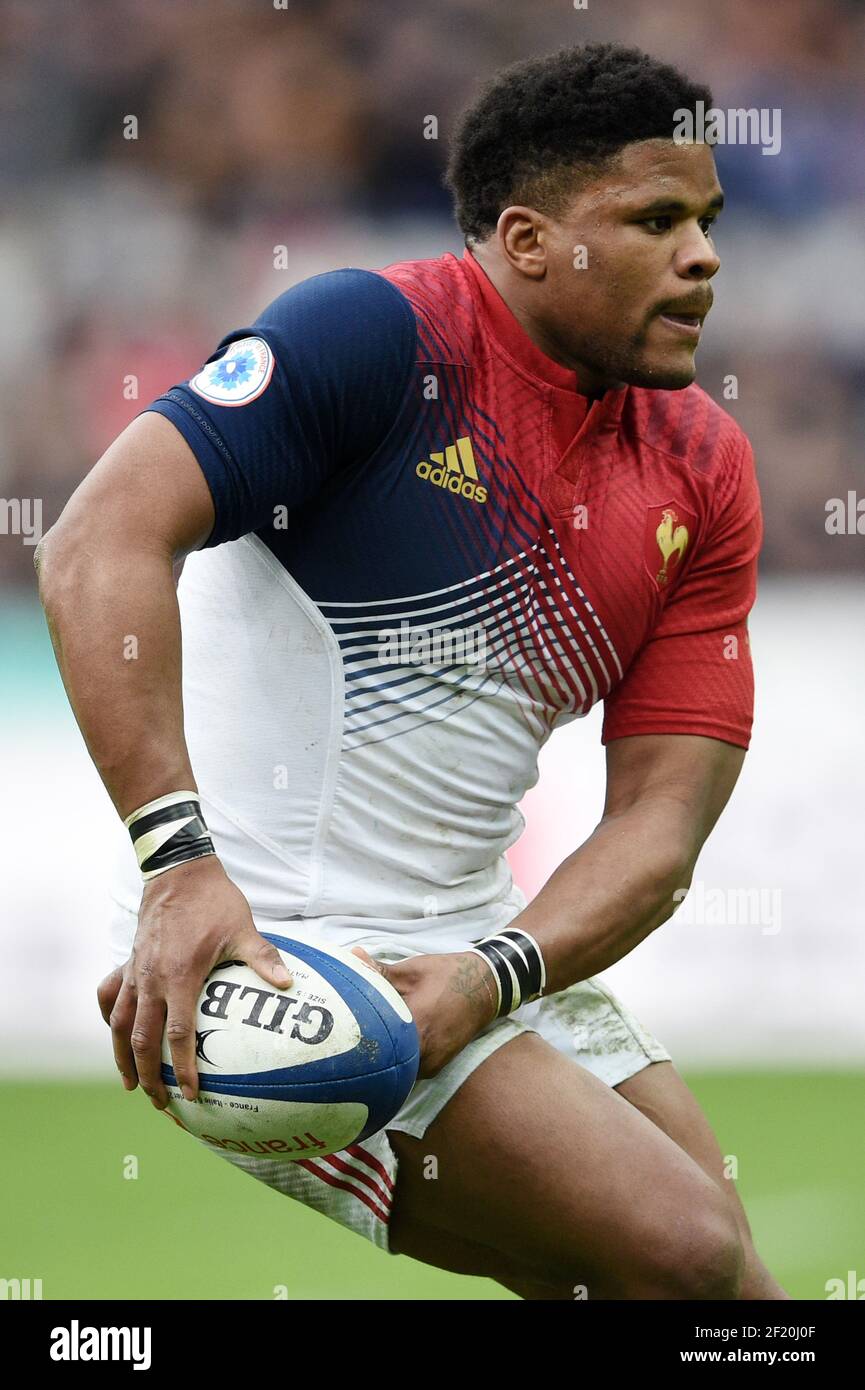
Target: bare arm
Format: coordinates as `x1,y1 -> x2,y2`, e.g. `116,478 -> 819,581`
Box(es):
36,412 -> 211,811
371,732 -> 745,1076
37,412 -> 291,1106
509,732 -> 746,992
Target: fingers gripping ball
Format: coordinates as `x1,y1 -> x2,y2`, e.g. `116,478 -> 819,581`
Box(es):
160,935 -> 420,1159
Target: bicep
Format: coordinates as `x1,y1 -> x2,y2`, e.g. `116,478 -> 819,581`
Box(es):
50,411 -> 215,561
603,732 -> 746,853
602,435 -> 762,752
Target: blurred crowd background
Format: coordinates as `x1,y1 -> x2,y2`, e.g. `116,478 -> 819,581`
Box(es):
1,0 -> 864,585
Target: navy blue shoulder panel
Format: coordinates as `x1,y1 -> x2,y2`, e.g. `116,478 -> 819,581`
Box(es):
143,269 -> 418,546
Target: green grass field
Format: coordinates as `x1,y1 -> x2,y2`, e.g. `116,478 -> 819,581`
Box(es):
2,1072 -> 862,1300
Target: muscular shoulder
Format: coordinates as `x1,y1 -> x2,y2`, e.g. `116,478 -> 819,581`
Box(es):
376,252 -> 474,369
145,267 -> 421,547
253,266 -> 417,376
625,382 -> 754,508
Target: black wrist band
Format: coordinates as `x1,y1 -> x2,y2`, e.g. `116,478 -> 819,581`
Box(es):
469,927 -> 547,1018
124,791 -> 216,882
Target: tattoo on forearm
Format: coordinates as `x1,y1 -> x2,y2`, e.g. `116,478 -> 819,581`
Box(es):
449,955 -> 497,1017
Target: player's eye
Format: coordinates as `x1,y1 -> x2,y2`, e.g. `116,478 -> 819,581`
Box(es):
640,213 -> 720,236
641,215 -> 673,233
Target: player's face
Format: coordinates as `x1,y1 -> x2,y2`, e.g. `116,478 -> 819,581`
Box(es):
539,140 -> 723,392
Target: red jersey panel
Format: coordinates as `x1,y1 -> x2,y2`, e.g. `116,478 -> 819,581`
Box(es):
380,248 -> 762,749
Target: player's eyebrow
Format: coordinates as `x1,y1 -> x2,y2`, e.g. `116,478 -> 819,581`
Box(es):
633,192 -> 725,216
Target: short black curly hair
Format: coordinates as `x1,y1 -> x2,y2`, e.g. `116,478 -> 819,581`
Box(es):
445,43 -> 713,245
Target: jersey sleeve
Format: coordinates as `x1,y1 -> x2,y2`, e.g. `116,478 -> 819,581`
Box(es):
602,434 -> 763,749
143,269 -> 417,546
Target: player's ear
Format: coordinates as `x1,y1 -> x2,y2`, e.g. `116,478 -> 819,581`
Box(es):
497,206 -> 548,280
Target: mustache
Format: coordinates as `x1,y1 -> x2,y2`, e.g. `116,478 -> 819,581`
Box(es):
655,292 -> 714,318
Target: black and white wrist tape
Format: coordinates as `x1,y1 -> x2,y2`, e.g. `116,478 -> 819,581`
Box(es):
124,791 -> 216,881
469,927 -> 547,1018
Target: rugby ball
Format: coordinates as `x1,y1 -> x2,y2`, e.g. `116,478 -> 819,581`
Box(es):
160,933 -> 420,1160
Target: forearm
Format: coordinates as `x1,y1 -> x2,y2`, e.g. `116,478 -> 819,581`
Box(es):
37,527 -> 194,819
509,797 -> 699,995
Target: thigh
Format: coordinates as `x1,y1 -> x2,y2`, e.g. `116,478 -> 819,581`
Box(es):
387,1031 -> 742,1299
614,1061 -> 753,1234
613,1061 -> 789,1299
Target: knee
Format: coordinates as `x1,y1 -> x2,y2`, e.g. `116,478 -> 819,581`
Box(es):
641,1196 -> 745,1301
530,1197 -> 746,1301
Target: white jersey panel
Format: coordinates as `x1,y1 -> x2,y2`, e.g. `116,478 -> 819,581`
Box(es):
109,534 -> 548,942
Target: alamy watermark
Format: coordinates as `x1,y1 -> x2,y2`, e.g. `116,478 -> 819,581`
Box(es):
50,1321 -> 151,1370
673,102 -> 781,156
377,620 -> 487,670
673,880 -> 782,935
0,497 -> 42,545
826,1270 -> 865,1299
1,1276 -> 42,1299
825,492 -> 865,535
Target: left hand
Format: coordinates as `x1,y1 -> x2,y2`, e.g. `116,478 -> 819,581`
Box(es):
350,948 -> 499,1079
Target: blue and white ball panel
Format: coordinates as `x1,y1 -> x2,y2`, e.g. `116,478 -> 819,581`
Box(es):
161,934 -> 420,1160
188,336 -> 275,407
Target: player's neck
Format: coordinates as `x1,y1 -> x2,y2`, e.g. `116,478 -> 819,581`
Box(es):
469,246 -> 614,400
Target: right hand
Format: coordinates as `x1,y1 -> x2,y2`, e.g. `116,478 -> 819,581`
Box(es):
96,855 -> 293,1110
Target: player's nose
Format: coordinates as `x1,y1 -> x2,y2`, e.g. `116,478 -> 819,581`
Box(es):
675,230 -> 721,281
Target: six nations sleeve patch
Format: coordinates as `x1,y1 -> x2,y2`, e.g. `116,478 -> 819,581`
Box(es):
189,335 -> 275,407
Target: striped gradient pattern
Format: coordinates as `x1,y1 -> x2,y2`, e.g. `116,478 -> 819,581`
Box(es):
297,1142 -> 395,1226
314,528 -> 622,748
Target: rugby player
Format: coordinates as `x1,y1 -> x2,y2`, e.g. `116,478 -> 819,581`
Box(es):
37,43 -> 788,1299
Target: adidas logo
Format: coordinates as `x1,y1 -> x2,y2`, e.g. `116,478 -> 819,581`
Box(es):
416,436 -> 487,504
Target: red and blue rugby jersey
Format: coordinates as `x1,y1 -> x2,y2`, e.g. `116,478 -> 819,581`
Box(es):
126,248 -> 762,942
